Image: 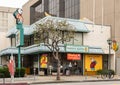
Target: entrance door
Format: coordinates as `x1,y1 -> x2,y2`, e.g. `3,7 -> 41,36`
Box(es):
66,53 -> 83,75
69,60 -> 83,75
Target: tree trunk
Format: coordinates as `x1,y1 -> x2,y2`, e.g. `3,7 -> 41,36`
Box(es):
56,52 -> 61,80
57,59 -> 61,80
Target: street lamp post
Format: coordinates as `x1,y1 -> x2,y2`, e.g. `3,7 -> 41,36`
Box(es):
13,8 -> 24,68
107,39 -> 112,70
13,8 -> 24,77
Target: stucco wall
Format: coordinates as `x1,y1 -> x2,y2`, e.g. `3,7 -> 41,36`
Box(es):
0,32 -> 10,51
116,57 -> 120,75
80,0 -> 120,59
0,7 -> 16,51
83,24 -> 115,70
83,24 -> 111,54
22,0 -> 40,25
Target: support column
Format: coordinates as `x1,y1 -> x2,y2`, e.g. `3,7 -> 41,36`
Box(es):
18,47 -> 21,69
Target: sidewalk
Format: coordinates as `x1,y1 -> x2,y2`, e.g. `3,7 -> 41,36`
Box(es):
0,75 -> 120,84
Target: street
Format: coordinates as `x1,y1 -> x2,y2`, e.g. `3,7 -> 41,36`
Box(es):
30,81 -> 120,85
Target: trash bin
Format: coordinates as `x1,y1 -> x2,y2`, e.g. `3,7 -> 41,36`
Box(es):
39,71 -> 44,76
66,70 -> 70,76
44,68 -> 48,76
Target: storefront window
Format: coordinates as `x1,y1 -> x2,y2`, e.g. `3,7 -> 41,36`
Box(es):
64,32 -> 82,45
62,53 -> 83,75
103,55 -> 108,69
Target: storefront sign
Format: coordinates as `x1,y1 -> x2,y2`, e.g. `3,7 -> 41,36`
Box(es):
40,54 -> 48,68
67,54 -> 81,60
66,45 -> 88,53
16,29 -> 24,47
112,40 -> 119,51
16,30 -> 20,47
85,55 -> 102,71
40,43 -> 65,52
7,59 -> 15,76
88,48 -> 103,53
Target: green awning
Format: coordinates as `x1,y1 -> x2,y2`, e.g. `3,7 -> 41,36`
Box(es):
7,16 -> 90,37
0,44 -> 104,56
6,25 -> 32,37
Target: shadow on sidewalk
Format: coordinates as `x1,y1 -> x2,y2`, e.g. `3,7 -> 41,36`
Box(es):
0,83 -> 28,85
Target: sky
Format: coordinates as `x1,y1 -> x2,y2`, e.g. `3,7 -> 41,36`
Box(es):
0,0 -> 29,8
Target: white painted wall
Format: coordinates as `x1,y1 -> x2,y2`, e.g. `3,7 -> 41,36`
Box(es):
0,7 -> 16,64
83,24 -> 115,70
116,57 -> 120,75
0,32 -> 10,65
0,32 -> 10,50
84,24 -> 111,54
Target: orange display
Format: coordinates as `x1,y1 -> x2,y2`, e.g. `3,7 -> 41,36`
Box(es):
67,54 -> 81,60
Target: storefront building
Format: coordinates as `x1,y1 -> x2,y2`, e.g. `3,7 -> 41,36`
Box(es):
0,16 -> 115,75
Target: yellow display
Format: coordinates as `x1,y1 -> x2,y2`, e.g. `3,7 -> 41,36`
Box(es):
40,54 -> 48,68
85,55 -> 102,71
112,40 -> 119,51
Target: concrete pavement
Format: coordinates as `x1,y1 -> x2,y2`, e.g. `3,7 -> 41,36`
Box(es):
0,75 -> 120,84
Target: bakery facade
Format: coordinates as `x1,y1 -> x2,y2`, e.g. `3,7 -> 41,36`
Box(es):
0,16 -> 115,75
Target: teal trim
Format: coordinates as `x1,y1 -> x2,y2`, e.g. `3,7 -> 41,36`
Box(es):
33,16 -> 90,33
65,44 -> 88,53
7,16 -> 90,37
0,44 -> 104,56
6,25 -> 31,37
88,47 -> 104,54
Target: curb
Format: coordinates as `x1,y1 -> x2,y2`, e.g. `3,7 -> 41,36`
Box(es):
0,83 -> 28,85
29,79 -> 120,84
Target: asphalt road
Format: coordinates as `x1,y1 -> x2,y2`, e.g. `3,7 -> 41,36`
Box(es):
30,81 -> 120,85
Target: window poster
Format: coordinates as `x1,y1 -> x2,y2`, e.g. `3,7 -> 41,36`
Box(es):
40,54 -> 48,68
67,54 -> 81,60
85,55 -> 102,71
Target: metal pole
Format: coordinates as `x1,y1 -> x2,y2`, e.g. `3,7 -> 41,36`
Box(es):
18,47 -> 21,68
38,55 -> 40,75
3,77 -> 5,85
18,47 -> 21,77
108,44 -> 111,70
22,56 -> 23,67
34,68 -> 36,80
13,8 -> 24,77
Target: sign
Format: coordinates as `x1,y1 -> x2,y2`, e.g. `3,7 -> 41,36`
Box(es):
66,45 -> 88,53
7,59 -> 15,76
85,55 -> 102,71
112,40 -> 119,51
67,54 -> 81,60
40,54 -> 48,68
88,48 -> 103,53
14,8 -> 24,47
16,29 -> 24,47
13,8 -> 23,24
16,30 -> 20,47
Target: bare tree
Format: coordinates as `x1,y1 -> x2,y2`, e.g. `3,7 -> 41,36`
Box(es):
34,19 -> 75,80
